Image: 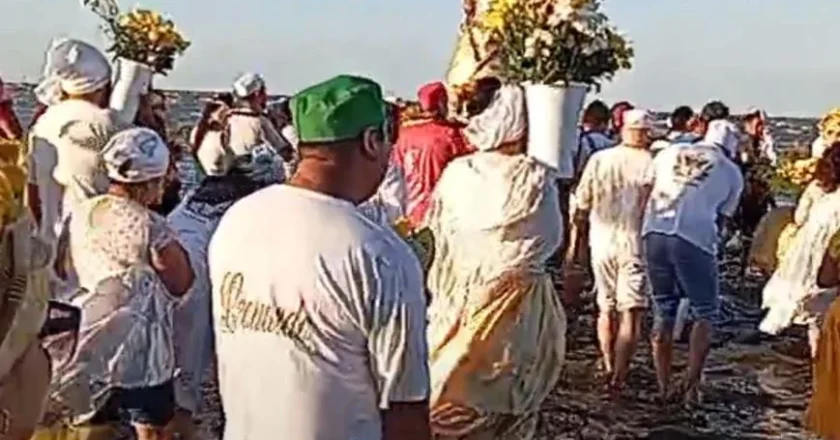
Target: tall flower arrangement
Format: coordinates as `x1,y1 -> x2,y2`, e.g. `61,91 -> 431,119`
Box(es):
480,0 -> 633,88
82,0 -> 190,74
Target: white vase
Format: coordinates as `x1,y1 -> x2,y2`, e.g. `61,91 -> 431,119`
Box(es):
109,58 -> 154,125
523,83 -> 588,177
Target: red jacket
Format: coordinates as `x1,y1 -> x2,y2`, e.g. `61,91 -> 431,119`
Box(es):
392,119 -> 472,225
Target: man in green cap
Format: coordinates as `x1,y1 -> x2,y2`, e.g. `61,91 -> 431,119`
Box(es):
209,75 -> 431,440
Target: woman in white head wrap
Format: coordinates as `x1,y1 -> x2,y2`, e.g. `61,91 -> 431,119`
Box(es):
47,128 -> 194,440
425,85 -> 567,439
28,39 -> 126,252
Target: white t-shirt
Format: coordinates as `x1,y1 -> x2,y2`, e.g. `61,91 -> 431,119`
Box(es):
575,145 -> 654,258
28,99 -> 124,232
226,109 -> 290,157
209,185 -> 429,440
191,126 -> 234,176
643,143 -> 744,255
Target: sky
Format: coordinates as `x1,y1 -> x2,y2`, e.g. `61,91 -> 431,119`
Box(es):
1,0 -> 838,116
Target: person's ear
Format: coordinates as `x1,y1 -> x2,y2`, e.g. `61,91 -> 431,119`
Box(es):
360,126 -> 383,160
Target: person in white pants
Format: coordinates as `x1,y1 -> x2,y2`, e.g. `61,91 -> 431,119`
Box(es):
573,109 -> 655,394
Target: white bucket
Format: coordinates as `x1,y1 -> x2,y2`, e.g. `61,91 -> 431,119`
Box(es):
523,83 -> 588,177
109,58 -> 154,125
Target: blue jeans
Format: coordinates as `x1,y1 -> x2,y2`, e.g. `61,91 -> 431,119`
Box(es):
643,233 -> 720,333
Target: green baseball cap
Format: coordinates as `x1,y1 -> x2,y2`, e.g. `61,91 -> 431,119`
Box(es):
291,75 -> 386,143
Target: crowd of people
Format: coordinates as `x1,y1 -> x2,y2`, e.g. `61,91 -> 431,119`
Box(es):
3,35 -> 840,440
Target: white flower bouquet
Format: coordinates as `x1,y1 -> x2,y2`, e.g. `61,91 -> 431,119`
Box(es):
480,0 -> 633,89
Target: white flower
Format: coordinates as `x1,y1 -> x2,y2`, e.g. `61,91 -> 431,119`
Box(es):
547,6 -> 574,26
524,36 -> 538,59
533,28 -> 554,44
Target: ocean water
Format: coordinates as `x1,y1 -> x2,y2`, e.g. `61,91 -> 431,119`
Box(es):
8,83 -> 825,439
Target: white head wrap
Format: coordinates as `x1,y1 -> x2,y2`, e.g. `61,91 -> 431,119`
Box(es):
464,84 -> 527,151
232,73 -> 265,99
102,128 -> 171,183
704,120 -> 740,158
34,38 -> 111,106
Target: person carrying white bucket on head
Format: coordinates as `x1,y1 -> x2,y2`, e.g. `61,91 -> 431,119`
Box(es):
28,39 -> 129,249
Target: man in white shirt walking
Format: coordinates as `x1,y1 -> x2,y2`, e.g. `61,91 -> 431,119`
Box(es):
209,75 -> 430,440
573,109 -> 654,395
642,120 -> 744,402
226,73 -> 294,163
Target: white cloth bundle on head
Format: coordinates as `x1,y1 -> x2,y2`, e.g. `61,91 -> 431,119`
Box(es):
102,127 -> 170,183
464,84 -> 527,151
34,38 -> 111,106
233,73 -> 265,99
704,119 -> 740,159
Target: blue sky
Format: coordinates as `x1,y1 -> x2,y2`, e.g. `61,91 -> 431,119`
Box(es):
1,0 -> 837,116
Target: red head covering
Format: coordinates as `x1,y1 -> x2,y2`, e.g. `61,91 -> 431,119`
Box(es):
418,82 -> 447,113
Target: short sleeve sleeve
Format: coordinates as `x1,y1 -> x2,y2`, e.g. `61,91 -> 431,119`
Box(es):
148,211 -> 176,252
361,247 -> 429,408
719,165 -> 745,217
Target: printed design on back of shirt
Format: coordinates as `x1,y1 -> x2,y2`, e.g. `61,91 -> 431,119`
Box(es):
217,272 -> 318,355
672,150 -> 713,187
58,120 -> 111,152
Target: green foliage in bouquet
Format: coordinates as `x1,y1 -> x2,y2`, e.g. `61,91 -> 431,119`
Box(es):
482,0 -> 633,89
